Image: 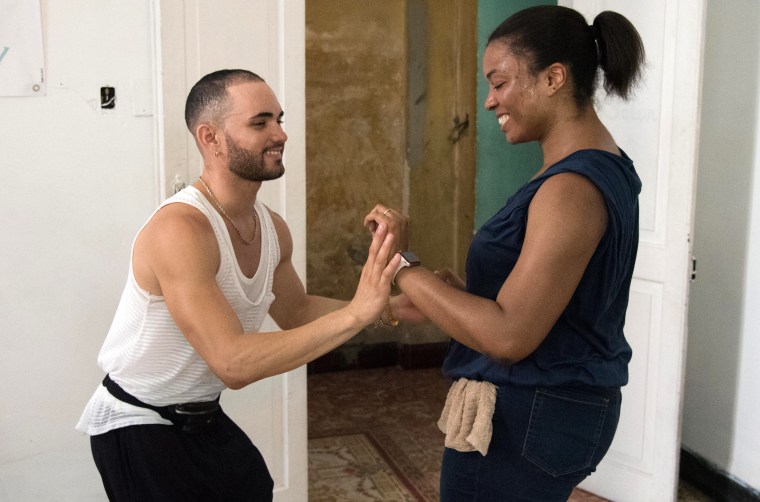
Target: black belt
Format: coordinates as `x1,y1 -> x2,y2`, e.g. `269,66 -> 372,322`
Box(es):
102,374 -> 221,433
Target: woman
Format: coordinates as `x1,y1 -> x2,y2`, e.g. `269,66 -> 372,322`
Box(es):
367,6 -> 645,501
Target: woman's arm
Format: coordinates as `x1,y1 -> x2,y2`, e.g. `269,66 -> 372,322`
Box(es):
389,172 -> 607,363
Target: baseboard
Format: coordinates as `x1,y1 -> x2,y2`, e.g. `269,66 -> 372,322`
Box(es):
307,341 -> 449,374
398,341 -> 449,370
680,447 -> 760,502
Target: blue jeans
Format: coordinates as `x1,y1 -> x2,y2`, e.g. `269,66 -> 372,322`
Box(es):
441,384 -> 621,501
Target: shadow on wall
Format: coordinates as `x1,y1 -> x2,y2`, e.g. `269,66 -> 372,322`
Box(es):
682,0 -> 760,468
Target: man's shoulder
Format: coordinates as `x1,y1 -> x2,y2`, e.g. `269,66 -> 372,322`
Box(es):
158,200 -> 212,229
261,204 -> 284,226
260,205 -> 292,260
132,198 -> 220,294
261,205 -> 288,237
140,201 -> 216,251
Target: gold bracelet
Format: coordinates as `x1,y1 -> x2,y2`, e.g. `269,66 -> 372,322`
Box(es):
374,296 -> 398,328
385,296 -> 399,327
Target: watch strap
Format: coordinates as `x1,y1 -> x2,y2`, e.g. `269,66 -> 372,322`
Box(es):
392,251 -> 420,285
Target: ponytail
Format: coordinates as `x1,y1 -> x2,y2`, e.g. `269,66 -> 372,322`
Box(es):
592,11 -> 646,100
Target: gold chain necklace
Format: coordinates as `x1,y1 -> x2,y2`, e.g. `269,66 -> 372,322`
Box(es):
198,177 -> 258,245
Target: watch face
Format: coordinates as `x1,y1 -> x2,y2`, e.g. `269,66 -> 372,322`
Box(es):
399,251 -> 420,266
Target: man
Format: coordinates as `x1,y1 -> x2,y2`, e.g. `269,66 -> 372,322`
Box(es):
76,69 -> 400,501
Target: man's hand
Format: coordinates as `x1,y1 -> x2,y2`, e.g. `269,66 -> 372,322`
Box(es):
345,223 -> 400,326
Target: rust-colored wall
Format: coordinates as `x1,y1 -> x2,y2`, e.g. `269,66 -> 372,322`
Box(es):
306,1 -> 407,299
305,1 -> 476,348
408,1 -> 476,277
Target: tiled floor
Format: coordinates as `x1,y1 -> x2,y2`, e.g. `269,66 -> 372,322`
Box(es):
308,366 -> 714,501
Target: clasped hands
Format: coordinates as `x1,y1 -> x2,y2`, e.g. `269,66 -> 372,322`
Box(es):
364,204 -> 410,260
363,203 -> 464,290
363,204 -> 465,325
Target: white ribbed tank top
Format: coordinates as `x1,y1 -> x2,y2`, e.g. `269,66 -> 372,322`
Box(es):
76,187 -> 279,435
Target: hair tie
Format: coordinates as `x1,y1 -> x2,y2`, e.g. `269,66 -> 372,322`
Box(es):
589,23 -> 601,65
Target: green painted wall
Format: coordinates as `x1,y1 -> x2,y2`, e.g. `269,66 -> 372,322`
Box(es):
475,0 -> 555,227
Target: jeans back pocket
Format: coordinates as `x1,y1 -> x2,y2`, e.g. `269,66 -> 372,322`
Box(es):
522,388 -> 610,477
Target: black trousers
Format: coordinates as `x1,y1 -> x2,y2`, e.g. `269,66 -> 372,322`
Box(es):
91,411 -> 273,502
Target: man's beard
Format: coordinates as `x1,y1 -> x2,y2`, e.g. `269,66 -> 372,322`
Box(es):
226,136 -> 285,182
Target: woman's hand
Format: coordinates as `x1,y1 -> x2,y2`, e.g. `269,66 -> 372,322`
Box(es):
346,223 -> 401,327
435,267 -> 466,291
364,204 -> 410,255
390,293 -> 429,323
388,267 -> 464,324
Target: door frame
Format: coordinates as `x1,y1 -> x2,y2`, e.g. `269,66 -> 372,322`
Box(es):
153,1 -> 308,499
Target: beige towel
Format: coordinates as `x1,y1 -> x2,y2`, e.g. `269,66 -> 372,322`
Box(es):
437,378 -> 497,456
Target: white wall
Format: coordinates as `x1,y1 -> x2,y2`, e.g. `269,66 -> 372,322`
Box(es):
0,1 -> 159,499
682,0 -> 760,493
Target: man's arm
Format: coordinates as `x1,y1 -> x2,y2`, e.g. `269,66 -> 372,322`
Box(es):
266,210 -> 349,329
133,203 -> 398,390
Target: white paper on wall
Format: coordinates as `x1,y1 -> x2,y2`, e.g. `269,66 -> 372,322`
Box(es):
0,0 -> 45,96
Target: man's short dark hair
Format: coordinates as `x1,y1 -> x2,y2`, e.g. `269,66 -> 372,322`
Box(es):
184,69 -> 265,132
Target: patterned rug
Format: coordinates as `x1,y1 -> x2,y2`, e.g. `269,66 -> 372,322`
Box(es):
309,432 -> 429,502
307,367 -> 608,502
308,367 -> 447,501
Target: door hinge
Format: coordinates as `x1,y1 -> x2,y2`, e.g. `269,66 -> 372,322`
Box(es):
690,256 -> 697,282
449,113 -> 469,143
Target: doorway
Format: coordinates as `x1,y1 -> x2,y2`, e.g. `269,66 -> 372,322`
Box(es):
304,0 -> 477,371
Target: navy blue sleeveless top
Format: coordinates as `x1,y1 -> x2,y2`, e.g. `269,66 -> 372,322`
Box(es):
442,149 -> 641,388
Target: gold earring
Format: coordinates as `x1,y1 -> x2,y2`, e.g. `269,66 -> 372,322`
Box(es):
214,151 -> 220,158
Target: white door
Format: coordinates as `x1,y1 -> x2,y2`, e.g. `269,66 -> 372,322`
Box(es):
558,1 -> 707,501
157,1 -> 308,500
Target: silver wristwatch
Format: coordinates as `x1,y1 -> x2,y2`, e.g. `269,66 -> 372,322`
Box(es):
392,251 -> 420,285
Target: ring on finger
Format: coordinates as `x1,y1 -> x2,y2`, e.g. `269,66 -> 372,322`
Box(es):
383,209 -> 392,216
